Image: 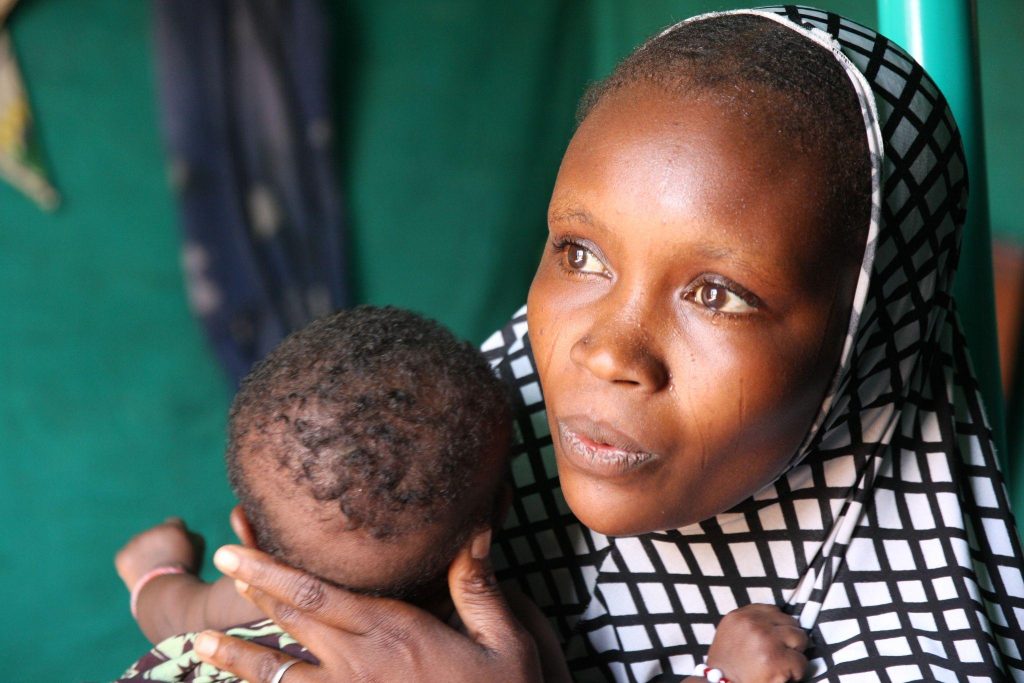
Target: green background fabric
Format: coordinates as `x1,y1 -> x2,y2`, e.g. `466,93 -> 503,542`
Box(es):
0,2 -> 1019,680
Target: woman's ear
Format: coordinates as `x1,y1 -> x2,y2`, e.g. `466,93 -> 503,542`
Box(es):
230,504 -> 259,548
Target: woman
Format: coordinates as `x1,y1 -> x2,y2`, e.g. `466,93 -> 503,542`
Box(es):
193,7 -> 1024,681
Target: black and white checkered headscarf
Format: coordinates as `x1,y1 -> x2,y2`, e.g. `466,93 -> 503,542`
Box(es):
484,6 -> 1024,682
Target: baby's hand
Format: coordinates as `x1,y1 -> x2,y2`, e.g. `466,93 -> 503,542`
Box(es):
704,604 -> 808,683
115,517 -> 203,590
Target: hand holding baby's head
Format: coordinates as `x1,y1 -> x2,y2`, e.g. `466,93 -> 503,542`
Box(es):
227,306 -> 511,604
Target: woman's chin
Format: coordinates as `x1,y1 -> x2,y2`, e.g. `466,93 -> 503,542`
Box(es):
559,475 -> 700,537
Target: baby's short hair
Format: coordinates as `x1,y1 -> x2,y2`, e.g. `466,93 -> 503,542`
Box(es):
226,306 -> 511,574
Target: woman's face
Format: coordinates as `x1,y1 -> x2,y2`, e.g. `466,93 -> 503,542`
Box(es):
527,83 -> 862,536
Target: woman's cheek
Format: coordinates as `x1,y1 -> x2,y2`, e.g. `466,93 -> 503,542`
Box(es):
527,278 -> 555,370
528,269 -> 592,382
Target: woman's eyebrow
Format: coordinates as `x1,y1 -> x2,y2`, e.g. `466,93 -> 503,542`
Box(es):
547,206 -> 606,231
693,241 -> 785,288
693,241 -> 751,270
692,243 -> 739,261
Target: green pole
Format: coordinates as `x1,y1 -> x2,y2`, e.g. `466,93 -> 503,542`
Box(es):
878,1 -> 1008,469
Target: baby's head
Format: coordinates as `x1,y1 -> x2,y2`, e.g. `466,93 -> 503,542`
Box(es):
225,306 -> 511,602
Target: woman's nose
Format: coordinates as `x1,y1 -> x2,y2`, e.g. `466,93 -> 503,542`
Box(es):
570,324 -> 669,391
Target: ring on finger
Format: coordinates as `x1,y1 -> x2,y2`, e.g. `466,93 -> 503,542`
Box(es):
270,658 -> 300,683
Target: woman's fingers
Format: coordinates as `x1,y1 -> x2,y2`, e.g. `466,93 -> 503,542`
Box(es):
194,630 -> 337,683
449,529 -> 534,657
202,536 -> 543,682
213,545 -> 382,634
234,581 -> 381,663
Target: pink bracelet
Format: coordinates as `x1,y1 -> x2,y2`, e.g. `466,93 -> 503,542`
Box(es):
130,565 -> 187,619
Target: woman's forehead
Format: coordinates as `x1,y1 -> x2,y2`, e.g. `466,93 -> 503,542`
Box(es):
550,87 -> 842,286
560,86 -> 826,204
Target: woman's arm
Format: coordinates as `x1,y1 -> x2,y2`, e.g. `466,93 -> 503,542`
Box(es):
193,528 -> 544,682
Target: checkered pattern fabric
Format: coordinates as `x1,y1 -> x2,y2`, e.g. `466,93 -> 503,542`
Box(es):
483,6 -> 1024,682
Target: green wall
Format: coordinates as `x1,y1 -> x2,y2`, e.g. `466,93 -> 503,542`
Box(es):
0,2 -> 235,679
0,1 -> 1018,680
978,0 -> 1024,246
0,2 -> 234,680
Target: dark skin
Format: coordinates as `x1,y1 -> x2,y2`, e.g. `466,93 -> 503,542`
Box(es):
192,84 -> 860,682
116,417 -> 516,644
115,508 -> 460,644
115,514 -> 263,644
530,84 -> 858,536
117,429 -> 571,681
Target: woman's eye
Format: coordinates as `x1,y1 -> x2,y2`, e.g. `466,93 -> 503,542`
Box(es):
560,242 -> 608,275
692,282 -> 755,314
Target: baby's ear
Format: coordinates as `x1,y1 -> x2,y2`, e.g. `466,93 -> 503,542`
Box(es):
229,504 -> 259,548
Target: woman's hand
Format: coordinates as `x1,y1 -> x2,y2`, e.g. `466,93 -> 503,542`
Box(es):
115,517 -> 203,590
193,528 -> 543,683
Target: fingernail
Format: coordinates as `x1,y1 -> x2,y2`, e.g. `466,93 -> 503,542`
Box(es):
213,547 -> 240,573
194,631 -> 217,657
471,528 -> 492,560
234,578 -> 249,594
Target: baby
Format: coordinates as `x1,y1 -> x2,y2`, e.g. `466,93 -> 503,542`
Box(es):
115,306 -> 805,682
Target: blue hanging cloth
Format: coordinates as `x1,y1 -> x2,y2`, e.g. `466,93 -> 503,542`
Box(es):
152,0 -> 349,385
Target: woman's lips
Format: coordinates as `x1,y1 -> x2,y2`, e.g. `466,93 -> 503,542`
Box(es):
556,416 -> 659,478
